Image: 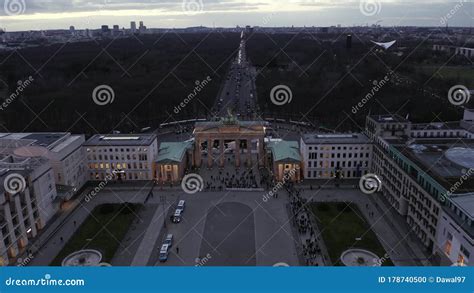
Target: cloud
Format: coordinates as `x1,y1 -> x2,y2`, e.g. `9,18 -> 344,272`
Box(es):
0,0 -> 472,30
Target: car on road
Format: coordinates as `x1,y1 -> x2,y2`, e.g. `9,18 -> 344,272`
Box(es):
172,209 -> 182,223
164,234 -> 173,247
177,200 -> 186,212
159,244 -> 170,262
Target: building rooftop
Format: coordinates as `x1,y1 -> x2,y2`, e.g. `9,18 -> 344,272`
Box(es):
0,132 -> 72,150
411,121 -> 464,131
450,194 -> 474,219
267,140 -> 302,163
392,138 -> 474,193
156,141 -> 193,163
83,134 -> 157,147
301,133 -> 370,145
369,114 -> 409,123
194,120 -> 267,133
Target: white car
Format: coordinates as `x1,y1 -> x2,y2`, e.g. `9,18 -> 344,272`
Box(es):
159,244 -> 170,262
172,209 -> 182,223
177,200 -> 186,212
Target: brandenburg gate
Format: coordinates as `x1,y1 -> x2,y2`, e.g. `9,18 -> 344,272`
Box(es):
193,116 -> 266,168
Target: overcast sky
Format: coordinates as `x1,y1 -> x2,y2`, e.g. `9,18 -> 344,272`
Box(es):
0,0 -> 472,31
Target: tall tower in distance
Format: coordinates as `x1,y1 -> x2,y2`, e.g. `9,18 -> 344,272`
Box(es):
131,21 -> 137,34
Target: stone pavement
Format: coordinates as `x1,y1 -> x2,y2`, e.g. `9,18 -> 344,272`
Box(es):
151,191 -> 300,267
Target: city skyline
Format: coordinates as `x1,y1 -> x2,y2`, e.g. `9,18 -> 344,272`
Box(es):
0,0 -> 472,31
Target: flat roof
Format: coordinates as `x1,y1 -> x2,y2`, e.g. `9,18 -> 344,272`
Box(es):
369,114 -> 409,123
411,122 -> 463,131
392,138 -> 474,193
0,132 -> 69,148
83,134 -> 157,147
450,194 -> 474,219
302,133 -> 370,144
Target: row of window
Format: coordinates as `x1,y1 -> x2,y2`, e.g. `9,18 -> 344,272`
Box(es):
306,170 -> 367,178
90,172 -> 149,180
307,160 -> 369,168
307,145 -> 371,151
88,162 -> 150,170
87,154 -> 148,161
307,152 -> 371,160
86,147 -> 149,153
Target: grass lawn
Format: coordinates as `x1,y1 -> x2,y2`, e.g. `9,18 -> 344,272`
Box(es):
310,202 -> 393,266
51,203 -> 140,266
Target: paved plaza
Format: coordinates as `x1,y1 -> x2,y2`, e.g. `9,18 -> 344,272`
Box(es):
21,179 -> 429,267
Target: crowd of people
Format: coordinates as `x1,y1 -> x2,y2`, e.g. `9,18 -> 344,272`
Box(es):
287,184 -> 323,266
205,169 -> 259,190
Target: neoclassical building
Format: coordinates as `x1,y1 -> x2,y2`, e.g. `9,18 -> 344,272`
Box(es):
193,116 -> 266,168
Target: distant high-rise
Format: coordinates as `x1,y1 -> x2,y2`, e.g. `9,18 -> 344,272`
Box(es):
101,25 -> 109,33
139,21 -> 147,34
131,21 -> 137,34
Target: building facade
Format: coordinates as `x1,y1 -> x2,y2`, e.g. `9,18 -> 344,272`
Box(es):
0,156 -> 57,265
84,134 -> 158,181
300,133 -> 372,179
0,133 -> 87,200
367,112 -> 474,265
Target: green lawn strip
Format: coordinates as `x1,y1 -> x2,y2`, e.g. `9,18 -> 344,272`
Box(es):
310,202 -> 393,266
51,203 -> 140,266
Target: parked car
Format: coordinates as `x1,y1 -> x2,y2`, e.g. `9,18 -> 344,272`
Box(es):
164,234 -> 173,247
172,209 -> 182,223
159,244 -> 170,262
177,200 -> 186,212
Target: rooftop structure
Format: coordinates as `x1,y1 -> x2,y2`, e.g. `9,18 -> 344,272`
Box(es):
301,133 -> 370,145
83,134 -> 157,147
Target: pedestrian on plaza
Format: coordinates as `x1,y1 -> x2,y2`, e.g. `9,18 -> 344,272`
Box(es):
176,246 -> 180,255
